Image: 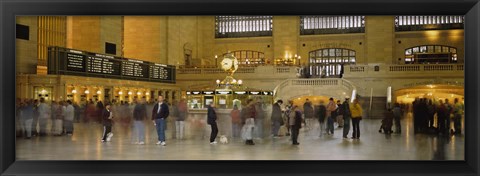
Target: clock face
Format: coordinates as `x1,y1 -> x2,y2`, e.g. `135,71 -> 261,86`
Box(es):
221,58 -> 233,71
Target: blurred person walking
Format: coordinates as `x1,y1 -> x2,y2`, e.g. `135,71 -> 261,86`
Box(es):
303,99 -> 314,131
37,98 -> 50,136
176,99 -> 188,140
452,98 -> 464,135
22,100 -> 34,139
392,103 -> 403,134
231,105 -> 242,138
132,99 -> 147,144
315,100 -> 327,137
63,100 -> 75,135
270,100 -> 284,138
242,99 -> 257,145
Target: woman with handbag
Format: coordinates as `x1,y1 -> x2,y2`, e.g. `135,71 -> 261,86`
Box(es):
350,98 -> 363,140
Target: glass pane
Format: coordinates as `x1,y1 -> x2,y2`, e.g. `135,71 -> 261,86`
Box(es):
451,48 -> 456,53
323,49 -> 329,56
442,46 -> 449,53
336,49 -> 342,56
247,51 -> 253,59
329,49 -> 335,56
412,47 -> 419,53
343,49 -> 349,56
310,52 -> 315,57
420,46 -> 427,53
427,46 -> 434,52
350,51 -> 355,56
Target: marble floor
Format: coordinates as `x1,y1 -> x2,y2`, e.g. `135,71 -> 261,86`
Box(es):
16,114 -> 464,160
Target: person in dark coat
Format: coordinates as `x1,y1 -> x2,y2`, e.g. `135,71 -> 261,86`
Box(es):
342,97 -> 352,138
291,105 -> 303,145
207,103 -> 218,144
151,95 -> 169,146
303,99 -> 314,130
392,103 -> 402,134
315,100 -> 327,137
271,100 -> 284,137
101,103 -> 114,142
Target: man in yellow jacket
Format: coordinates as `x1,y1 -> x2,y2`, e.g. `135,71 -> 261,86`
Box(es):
350,98 -> 363,140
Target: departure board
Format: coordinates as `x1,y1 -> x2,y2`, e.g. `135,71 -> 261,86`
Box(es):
149,64 -> 172,80
65,52 -> 86,72
48,47 -> 176,83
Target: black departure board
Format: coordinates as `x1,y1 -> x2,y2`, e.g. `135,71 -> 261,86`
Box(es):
48,47 -> 176,83
65,52 -> 86,72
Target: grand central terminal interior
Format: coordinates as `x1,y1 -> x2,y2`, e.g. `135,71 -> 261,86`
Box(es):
15,16 -> 465,160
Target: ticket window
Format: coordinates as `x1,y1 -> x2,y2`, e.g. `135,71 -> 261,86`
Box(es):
216,95 -> 233,109
34,86 -> 53,102
204,96 -> 214,108
187,95 -> 203,109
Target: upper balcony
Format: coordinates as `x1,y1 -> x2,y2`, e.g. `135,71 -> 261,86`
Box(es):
176,64 -> 464,81
343,64 -> 464,79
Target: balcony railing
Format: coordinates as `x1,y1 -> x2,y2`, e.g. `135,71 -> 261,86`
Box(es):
177,66 -> 297,75
344,64 -> 464,74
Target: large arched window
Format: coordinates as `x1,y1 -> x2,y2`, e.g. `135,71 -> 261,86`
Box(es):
307,48 -> 356,77
404,45 -> 458,64
222,50 -> 266,66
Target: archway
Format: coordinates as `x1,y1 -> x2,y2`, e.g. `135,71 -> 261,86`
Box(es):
394,84 -> 464,104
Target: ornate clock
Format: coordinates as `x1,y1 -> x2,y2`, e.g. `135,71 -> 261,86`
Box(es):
220,53 -> 239,75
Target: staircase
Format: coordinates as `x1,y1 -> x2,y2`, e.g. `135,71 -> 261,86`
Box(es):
358,96 -> 388,119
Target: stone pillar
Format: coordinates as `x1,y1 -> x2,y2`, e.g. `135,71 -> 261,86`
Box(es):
365,16 -> 395,64
273,16 -> 300,65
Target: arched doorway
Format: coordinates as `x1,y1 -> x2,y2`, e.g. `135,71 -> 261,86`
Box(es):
394,84 -> 464,105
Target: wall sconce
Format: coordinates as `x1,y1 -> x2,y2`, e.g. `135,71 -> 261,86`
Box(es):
137,92 -> 142,95
97,90 -> 102,95
238,80 -> 243,85
119,91 -> 123,95
72,89 -> 77,94
128,91 -> 132,95
85,90 -> 90,94
146,92 -> 150,95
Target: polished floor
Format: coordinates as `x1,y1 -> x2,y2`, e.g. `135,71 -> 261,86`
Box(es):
16,113 -> 464,160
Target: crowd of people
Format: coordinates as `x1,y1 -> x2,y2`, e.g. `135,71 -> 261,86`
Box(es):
15,96 -> 188,145
16,95 -> 464,147
410,97 -> 464,135
267,97 -> 364,145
